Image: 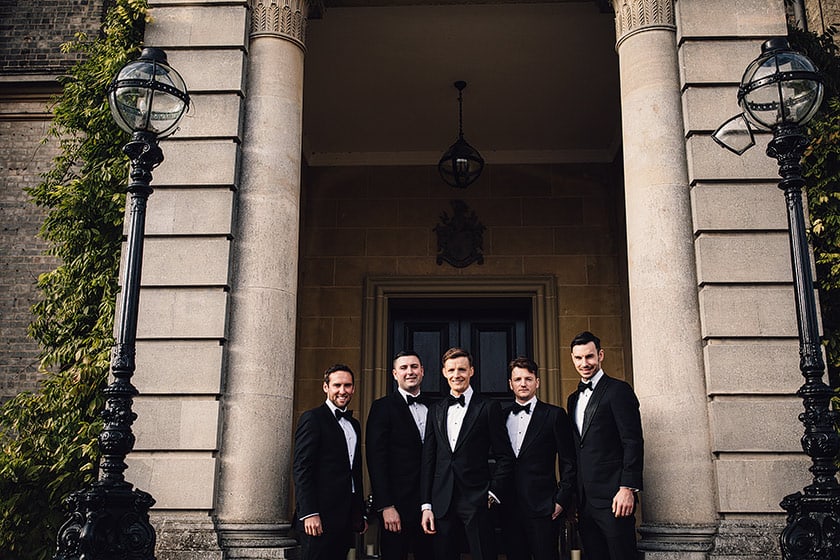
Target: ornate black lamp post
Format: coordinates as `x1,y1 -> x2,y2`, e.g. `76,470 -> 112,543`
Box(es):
54,47 -> 189,560
713,38 -> 840,560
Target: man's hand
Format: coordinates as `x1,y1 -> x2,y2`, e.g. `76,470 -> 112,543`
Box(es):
612,488 -> 635,518
304,515 -> 323,536
421,510 -> 436,535
382,506 -> 402,533
551,503 -> 564,520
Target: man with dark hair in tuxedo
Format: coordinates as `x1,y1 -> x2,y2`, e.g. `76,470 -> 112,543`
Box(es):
366,351 -> 434,560
567,332 -> 643,560
501,356 -> 576,560
420,347 -> 514,560
293,364 -> 367,560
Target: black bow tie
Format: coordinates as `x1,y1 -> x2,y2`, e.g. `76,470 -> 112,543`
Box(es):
406,394 -> 423,406
511,402 -> 531,415
447,394 -> 466,407
578,381 -> 593,393
335,408 -> 353,421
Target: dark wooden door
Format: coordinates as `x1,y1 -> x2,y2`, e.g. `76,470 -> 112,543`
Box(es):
390,298 -> 532,401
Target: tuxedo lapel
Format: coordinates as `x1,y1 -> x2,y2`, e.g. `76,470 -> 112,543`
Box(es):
518,401 -> 547,456
392,392 -> 423,441
580,378 -> 608,441
454,396 -> 483,452
436,398 -> 449,449
323,403 -> 352,464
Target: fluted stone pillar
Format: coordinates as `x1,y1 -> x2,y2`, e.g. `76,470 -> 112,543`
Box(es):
611,0 -> 718,557
214,1 -> 308,557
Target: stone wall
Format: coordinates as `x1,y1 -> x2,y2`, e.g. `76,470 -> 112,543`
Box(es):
678,1 -> 810,557
294,161 -> 632,417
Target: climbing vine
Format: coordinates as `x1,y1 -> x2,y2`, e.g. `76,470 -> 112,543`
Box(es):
0,0 -> 147,558
790,26 -> 840,391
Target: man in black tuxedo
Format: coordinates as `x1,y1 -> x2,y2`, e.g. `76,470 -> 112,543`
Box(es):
566,332 -> 643,560
366,351 -> 434,560
501,356 -> 576,560
293,364 -> 367,560
420,347 -> 514,560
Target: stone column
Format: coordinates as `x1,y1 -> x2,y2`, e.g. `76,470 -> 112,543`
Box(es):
214,1 -> 307,558
611,0 -> 718,557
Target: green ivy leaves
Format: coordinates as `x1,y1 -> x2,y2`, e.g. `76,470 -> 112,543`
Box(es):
0,1 -> 147,558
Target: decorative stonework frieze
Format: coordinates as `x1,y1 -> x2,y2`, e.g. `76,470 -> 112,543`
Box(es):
612,0 -> 675,47
250,0 -> 308,49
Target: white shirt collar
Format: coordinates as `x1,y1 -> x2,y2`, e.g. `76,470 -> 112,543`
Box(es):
325,399 -> 346,414
451,385 -> 474,405
514,396 -> 538,408
397,386 -> 422,403
584,369 -> 605,389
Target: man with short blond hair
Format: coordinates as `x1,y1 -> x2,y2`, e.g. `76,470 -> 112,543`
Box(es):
420,347 -> 514,560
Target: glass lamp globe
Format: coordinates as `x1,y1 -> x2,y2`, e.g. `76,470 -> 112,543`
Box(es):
737,38 -> 823,131
107,47 -> 190,138
438,136 -> 485,189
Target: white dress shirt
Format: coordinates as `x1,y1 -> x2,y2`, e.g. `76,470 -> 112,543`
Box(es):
446,386 -> 473,451
398,387 -> 428,443
506,396 -> 537,457
325,399 -> 357,492
575,369 -> 604,433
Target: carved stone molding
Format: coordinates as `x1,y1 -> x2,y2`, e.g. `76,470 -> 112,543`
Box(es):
250,0 -> 309,49
612,0 -> 675,48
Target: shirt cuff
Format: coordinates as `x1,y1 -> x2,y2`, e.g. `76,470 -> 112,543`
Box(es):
421,503 -> 432,511
488,491 -> 500,504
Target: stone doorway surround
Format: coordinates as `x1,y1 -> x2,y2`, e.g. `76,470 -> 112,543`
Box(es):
360,276 -> 563,412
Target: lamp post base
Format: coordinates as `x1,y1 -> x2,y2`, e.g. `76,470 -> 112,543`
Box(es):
780,491 -> 840,560
54,481 -> 156,560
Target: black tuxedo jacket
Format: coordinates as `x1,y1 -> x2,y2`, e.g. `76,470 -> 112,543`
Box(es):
502,399 -> 577,516
366,391 -> 426,513
293,403 -> 365,533
420,392 -> 514,518
566,374 -> 643,509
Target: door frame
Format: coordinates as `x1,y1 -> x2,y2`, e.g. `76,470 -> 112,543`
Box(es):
361,276 -> 561,415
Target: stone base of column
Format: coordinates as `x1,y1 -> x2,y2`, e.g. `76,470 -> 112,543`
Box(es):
217,522 -> 300,559
638,523 -> 717,560
709,518 -> 785,560
153,512 -> 224,560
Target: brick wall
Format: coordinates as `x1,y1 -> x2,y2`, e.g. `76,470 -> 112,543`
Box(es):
295,162 -> 631,416
0,0 -> 106,74
0,101 -> 59,401
0,0 -> 106,401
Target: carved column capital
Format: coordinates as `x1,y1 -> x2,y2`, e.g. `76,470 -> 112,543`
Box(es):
612,0 -> 675,49
250,0 -> 309,49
